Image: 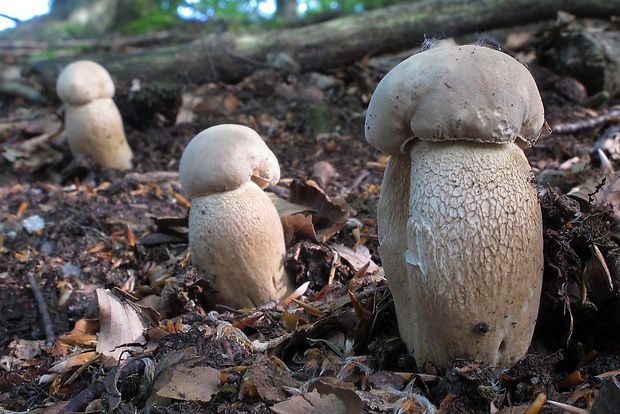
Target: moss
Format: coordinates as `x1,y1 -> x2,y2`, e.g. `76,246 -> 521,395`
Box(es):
347,195 -> 377,217
306,104 -> 341,134
118,12 -> 184,35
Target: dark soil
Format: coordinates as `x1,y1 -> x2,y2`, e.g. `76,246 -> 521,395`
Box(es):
1,19 -> 620,414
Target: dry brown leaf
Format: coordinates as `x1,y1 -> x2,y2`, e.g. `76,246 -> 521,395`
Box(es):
150,347 -> 205,406
330,244 -> 382,277
48,351 -> 98,373
247,354 -> 302,403
271,388 -> 358,414
7,339 -> 45,360
269,192 -> 314,217
96,289 -> 148,362
311,161 -> 339,189
52,318 -> 99,357
156,364 -> 220,402
281,214 -> 318,244
289,179 -> 356,223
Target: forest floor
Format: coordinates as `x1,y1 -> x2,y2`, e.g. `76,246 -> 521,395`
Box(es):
1,15 -> 620,414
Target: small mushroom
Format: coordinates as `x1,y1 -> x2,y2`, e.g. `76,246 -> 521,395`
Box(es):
56,60 -> 133,170
365,45 -> 545,370
179,124 -> 293,309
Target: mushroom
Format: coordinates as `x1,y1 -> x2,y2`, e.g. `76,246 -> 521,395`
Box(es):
56,60 -> 133,170
179,124 -> 294,309
365,45 -> 545,370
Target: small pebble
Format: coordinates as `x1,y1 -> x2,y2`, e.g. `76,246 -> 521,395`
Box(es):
22,215 -> 45,234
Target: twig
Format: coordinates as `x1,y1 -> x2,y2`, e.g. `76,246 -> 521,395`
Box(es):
0,14 -> 21,24
68,219 -> 109,241
343,170 -> 371,196
25,272 -> 56,349
57,358 -> 146,414
552,108 -> 620,135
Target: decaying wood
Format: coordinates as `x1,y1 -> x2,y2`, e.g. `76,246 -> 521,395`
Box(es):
0,31 -> 196,58
541,31 -> 620,97
24,0 -> 620,90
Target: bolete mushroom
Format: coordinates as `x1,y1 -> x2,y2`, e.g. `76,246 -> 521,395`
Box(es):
179,124 -> 294,309
56,60 -> 133,170
365,45 -> 545,370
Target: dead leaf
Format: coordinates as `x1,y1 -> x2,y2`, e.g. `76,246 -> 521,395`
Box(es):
48,351 -> 98,373
269,192 -> 314,217
311,161 -> 339,189
330,244 -> 383,277
282,214 -> 318,243
288,179 -> 356,242
271,388 -> 358,414
156,364 -> 220,402
246,354 -> 302,403
96,289 -> 148,362
8,339 -> 45,360
149,347 -> 205,406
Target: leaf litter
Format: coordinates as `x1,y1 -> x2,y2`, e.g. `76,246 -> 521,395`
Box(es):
2,15 -> 620,414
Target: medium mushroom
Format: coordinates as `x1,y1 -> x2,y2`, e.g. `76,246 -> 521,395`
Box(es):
179,124 -> 294,309
56,60 -> 133,170
365,45 -> 545,370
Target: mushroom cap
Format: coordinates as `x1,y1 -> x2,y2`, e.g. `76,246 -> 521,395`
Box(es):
56,60 -> 115,105
179,124 -> 280,199
365,45 -> 545,155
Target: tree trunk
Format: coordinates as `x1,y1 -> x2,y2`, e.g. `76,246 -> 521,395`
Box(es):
26,0 -> 620,90
275,0 -> 299,23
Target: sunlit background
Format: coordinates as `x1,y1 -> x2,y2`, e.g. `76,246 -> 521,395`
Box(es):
0,0 -> 50,31
0,0 -> 356,31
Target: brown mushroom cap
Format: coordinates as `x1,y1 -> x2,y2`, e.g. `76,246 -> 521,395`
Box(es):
179,124 -> 280,199
365,45 -> 545,155
56,60 -> 115,105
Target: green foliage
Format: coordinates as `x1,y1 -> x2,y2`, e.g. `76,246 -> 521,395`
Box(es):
173,0 -> 407,26
119,9 -> 184,34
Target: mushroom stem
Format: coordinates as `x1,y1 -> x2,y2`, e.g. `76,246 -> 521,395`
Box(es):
189,181 -> 293,309
65,99 -> 132,170
381,140 -> 542,369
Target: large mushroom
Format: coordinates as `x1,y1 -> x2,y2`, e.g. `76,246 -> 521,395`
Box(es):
179,124 -> 294,309
365,45 -> 545,370
56,60 -> 133,170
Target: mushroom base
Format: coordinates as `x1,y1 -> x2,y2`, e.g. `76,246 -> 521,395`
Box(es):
378,140 -> 543,371
188,181 -> 293,309
65,99 -> 133,170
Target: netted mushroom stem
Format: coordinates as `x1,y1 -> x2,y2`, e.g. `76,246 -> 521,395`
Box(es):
64,99 -> 132,170
189,181 -> 292,309
379,140 -> 543,369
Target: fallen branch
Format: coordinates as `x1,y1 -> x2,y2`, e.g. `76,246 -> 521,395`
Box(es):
26,0 -> 620,90
25,272 -> 56,349
58,357 -> 147,414
552,108 -> 620,135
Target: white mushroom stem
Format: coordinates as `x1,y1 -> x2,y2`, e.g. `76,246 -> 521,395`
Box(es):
65,99 -> 132,170
189,180 -> 292,309
381,140 -> 542,369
